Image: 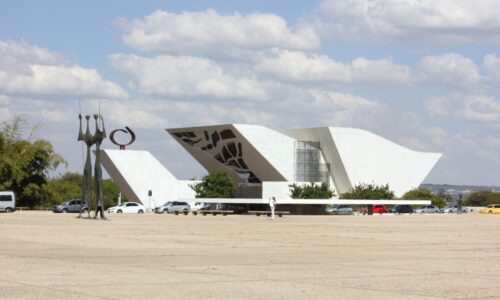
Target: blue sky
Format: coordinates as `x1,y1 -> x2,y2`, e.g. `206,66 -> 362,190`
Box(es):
1,0 -> 500,186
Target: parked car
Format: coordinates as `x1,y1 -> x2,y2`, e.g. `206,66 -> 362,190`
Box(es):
361,204 -> 388,215
415,205 -> 440,214
107,202 -> 146,214
0,191 -> 16,213
191,202 -> 210,211
440,205 -> 468,214
389,205 -> 413,214
372,204 -> 388,214
479,204 -> 500,214
53,199 -> 88,213
327,205 -> 353,215
155,201 -> 190,214
222,203 -> 247,214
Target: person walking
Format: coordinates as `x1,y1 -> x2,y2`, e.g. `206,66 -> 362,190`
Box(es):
269,196 -> 276,219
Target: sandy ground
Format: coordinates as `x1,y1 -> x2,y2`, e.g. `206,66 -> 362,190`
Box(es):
0,211 -> 499,300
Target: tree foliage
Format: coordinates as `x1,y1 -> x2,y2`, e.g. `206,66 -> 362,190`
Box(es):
464,190 -> 500,206
190,171 -> 236,198
0,115 -> 66,207
402,188 -> 447,208
340,183 -> 394,199
42,172 -> 125,209
289,182 -> 335,199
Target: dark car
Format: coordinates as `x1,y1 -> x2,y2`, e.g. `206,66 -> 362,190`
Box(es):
53,199 -> 88,213
219,203 -> 247,214
389,205 -> 413,214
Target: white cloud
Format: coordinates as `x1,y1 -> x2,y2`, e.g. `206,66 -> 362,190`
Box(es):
417,53 -> 482,90
255,50 -> 351,83
40,108 -> 71,123
424,96 -> 451,117
351,57 -> 412,84
316,0 -> 500,44
461,95 -> 500,122
169,101 -> 275,126
100,100 -> 171,129
109,53 -> 267,100
311,90 -> 379,110
425,94 -> 500,123
255,49 -> 411,85
0,41 -> 127,99
116,9 -> 320,55
483,54 -> 500,88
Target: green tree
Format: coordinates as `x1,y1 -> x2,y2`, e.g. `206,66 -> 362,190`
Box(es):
289,182 -> 335,199
43,172 -> 125,209
402,188 -> 446,208
0,115 -> 66,208
42,172 -> 82,208
190,171 -> 236,198
464,190 -> 500,206
340,183 -> 394,199
102,178 -> 124,208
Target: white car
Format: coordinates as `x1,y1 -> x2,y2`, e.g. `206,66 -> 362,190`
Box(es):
107,202 -> 146,214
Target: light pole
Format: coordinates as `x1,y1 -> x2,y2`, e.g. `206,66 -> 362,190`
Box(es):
148,190 -> 152,212
457,193 -> 463,214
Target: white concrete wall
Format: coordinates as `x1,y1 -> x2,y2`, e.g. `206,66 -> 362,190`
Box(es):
262,181 -> 293,200
100,150 -> 195,210
235,124 -> 296,181
284,127 -> 441,197
330,127 -> 441,197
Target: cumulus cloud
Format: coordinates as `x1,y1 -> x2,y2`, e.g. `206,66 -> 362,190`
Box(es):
425,94 -> 500,123
255,50 -> 351,83
116,9 -> 320,55
316,0 -> 500,44
351,57 -> 412,84
483,54 -> 500,88
0,41 -> 128,99
417,53 -> 482,90
461,95 -> 500,122
311,90 -> 379,110
255,49 -> 411,85
100,100 -> 171,129
109,53 -> 268,100
424,96 -> 452,117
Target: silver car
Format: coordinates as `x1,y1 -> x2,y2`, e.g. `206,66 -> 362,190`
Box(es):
53,199 -> 88,213
415,205 -> 440,214
327,204 -> 353,215
440,205 -> 468,214
155,201 -> 190,214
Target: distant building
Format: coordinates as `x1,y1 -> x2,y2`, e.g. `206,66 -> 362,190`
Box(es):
101,124 -> 441,209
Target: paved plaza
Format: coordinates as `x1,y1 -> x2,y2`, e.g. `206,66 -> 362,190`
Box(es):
0,211 -> 499,299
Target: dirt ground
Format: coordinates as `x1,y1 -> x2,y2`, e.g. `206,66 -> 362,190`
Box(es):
0,211 -> 499,300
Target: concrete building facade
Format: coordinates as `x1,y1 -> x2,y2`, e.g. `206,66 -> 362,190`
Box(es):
100,124 -> 441,209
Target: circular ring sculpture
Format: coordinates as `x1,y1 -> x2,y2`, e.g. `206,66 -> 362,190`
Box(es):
110,126 -> 136,150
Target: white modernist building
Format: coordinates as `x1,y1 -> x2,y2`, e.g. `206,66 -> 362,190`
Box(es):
100,124 -> 441,209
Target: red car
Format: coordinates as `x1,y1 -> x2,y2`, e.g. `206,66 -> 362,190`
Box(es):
373,204 -> 388,214
361,204 -> 388,215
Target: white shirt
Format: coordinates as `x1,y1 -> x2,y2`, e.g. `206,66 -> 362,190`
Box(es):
269,198 -> 276,208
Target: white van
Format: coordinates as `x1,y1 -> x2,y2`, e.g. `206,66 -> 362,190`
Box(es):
0,191 -> 16,212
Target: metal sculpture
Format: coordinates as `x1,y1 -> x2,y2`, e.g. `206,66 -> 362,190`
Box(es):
93,114 -> 107,219
77,114 -> 95,219
77,113 -> 107,219
110,126 -> 136,150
